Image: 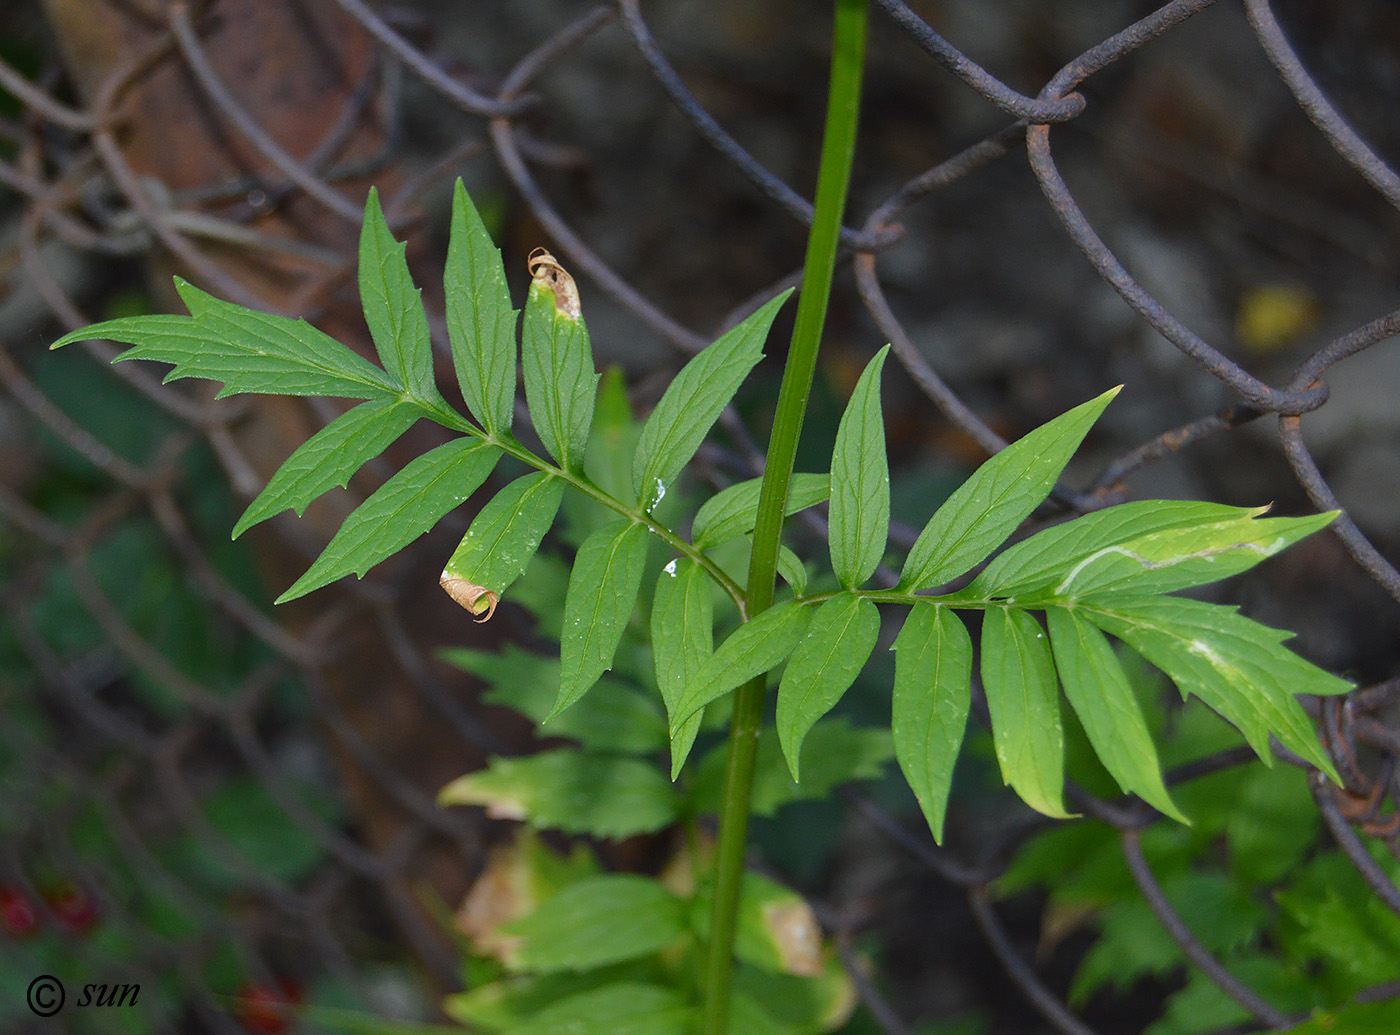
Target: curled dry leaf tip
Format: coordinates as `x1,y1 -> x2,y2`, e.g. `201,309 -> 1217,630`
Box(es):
440,571 -> 499,622
527,247 -> 581,320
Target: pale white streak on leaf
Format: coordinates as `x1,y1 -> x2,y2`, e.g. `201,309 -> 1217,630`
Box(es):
828,345 -> 891,588
1081,595 -> 1346,780
891,603 -> 972,844
901,387 -> 1119,591
776,593 -> 880,780
275,438 -> 500,603
233,398 -> 419,537
1046,607 -> 1186,822
445,179 -> 517,435
981,607 -> 1071,818
550,521 -> 649,720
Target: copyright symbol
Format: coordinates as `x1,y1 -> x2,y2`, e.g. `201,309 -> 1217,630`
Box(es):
27,975 -> 64,1017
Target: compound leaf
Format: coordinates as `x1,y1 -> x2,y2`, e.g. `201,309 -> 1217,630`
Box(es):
632,291 -> 791,509
549,521 -> 649,720
828,345 -> 891,588
53,280 -> 398,400
438,748 -> 680,839
446,179 -> 517,435
670,601 -> 812,738
892,603 -> 972,844
966,500 -> 1263,600
233,398 -> 419,537
1082,596 -> 1347,779
982,607 -> 1071,818
776,593 -> 880,781
900,387 -> 1119,591
651,559 -> 714,779
276,437 -> 500,602
359,188 -> 439,403
522,267 -> 597,470
692,473 -> 830,549
507,876 -> 687,973
1046,607 -> 1185,822
443,471 -> 564,600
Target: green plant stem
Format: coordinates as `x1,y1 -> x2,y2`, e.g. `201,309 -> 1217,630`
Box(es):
700,2 -> 868,1031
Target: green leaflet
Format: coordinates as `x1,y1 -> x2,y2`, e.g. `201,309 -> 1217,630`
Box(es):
275,437 -> 500,602
965,500 -> 1264,600
443,472 -> 565,598
52,280 -> 398,400
359,188 -> 439,404
669,600 -> 813,742
438,748 -> 680,839
522,277 -> 598,471
691,473 -> 830,549
549,521 -> 649,721
775,593 -> 880,781
509,984 -> 691,1035
507,875 -> 688,973
891,603 -> 972,844
900,386 -> 1120,591
651,559 -> 714,779
632,291 -> 791,509
446,179 -> 517,436
1046,607 -> 1186,822
828,345 -> 891,589
232,398 -> 419,537
689,719 -> 893,819
442,644 -> 666,754
1082,596 -> 1347,779
982,607 -> 1071,818
1040,512 -> 1338,601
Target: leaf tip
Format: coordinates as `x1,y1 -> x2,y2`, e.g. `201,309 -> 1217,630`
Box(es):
527,248 -> 581,321
440,570 -> 499,622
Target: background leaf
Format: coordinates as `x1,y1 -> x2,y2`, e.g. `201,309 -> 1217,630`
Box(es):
506,876 -> 687,973
438,749 -> 680,839
828,345 -> 890,588
359,188 -> 439,403
443,472 -> 565,598
776,593 -> 880,780
445,179 -> 518,435
892,603 -> 972,844
1046,607 -> 1185,821
550,521 -> 649,720
651,559 -> 714,778
669,601 -> 812,737
522,278 -> 598,470
233,398 -> 419,537
981,607 -> 1071,818
632,291 -> 790,508
900,387 -> 1119,591
692,473 -> 830,548
276,438 -> 500,602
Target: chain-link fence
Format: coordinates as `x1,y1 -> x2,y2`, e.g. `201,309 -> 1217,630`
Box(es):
1,0 -> 1397,1032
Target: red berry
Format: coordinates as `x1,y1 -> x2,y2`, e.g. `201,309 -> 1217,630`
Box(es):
0,886 -> 40,939
233,980 -> 301,1034
45,881 -> 99,935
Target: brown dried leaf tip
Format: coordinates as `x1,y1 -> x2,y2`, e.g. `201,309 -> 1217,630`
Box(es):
527,247 -> 581,320
440,571 -> 499,622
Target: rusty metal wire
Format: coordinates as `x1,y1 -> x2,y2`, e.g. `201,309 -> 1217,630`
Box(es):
2,0 -> 1398,1032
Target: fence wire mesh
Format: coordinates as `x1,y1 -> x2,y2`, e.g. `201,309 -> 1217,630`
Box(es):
1,0 -> 1398,1032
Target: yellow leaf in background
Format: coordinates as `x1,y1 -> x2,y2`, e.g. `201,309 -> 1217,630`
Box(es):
1235,283 -> 1320,353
